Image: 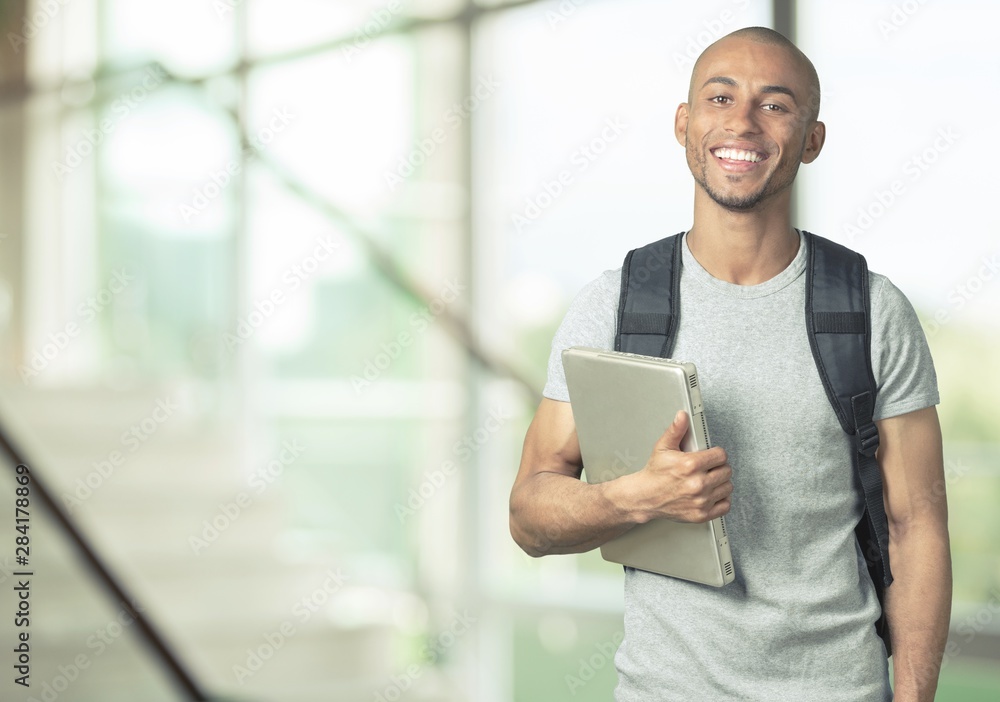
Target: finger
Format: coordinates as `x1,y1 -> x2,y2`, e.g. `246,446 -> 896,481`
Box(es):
708,497 -> 731,519
656,410 -> 689,452
709,479 -> 734,503
705,464 -> 733,487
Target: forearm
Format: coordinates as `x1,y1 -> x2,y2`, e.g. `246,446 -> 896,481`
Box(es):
885,520 -> 952,702
509,471 -> 641,557
510,402 -> 731,557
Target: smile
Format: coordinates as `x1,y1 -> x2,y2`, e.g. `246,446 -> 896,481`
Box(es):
711,147 -> 766,163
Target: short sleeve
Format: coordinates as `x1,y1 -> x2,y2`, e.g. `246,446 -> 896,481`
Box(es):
869,273 -> 940,420
541,270 -> 620,402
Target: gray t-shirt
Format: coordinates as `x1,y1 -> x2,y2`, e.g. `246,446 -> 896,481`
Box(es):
543,231 -> 939,702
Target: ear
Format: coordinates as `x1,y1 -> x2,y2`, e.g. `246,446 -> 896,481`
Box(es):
801,120 -> 826,164
674,103 -> 689,148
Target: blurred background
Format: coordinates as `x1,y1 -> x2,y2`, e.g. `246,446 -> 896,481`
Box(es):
0,0 -> 997,700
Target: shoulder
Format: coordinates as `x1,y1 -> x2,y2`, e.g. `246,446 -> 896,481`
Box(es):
577,267 -> 622,300
865,268 -> 928,362
561,268 -> 622,324
863,269 -> 940,419
866,270 -> 919,321
560,268 -> 622,342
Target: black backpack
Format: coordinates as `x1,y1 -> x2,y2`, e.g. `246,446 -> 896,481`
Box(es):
614,231 -> 893,656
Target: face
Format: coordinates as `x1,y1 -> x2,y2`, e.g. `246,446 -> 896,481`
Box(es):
675,38 -> 825,212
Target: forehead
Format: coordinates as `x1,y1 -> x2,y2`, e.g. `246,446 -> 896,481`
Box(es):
693,38 -> 808,93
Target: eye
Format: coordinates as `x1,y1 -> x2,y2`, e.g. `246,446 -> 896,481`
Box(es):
762,103 -> 785,112
709,95 -> 732,105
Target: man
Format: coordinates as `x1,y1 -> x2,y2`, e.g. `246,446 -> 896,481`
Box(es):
508,27 -> 951,702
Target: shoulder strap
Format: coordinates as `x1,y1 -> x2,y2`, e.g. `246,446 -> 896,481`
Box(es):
804,231 -> 893,656
614,233 -> 684,357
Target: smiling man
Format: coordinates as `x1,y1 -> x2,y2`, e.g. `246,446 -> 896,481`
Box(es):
509,27 -> 951,702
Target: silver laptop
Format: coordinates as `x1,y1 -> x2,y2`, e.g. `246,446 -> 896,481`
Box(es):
562,346 -> 735,587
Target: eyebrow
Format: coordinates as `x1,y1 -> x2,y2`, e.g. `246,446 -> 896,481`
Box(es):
701,76 -> 798,103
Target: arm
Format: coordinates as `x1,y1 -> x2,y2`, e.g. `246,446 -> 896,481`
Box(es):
509,398 -> 733,557
877,406 -> 952,702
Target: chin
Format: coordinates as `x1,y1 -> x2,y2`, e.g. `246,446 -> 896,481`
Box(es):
709,184 -> 772,210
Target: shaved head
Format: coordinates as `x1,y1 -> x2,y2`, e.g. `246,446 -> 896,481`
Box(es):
689,27 -> 821,122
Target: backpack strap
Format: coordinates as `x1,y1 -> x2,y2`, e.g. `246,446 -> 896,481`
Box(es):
614,233 -> 684,357
804,231 -> 893,656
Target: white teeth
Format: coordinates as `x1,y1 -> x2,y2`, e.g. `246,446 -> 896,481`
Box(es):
714,148 -> 763,163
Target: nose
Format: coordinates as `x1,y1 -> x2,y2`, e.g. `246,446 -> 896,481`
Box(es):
724,101 -> 761,136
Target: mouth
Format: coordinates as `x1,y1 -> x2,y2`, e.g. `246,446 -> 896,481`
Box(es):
710,144 -> 769,172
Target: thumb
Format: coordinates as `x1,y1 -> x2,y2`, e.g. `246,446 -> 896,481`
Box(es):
656,410 -> 689,453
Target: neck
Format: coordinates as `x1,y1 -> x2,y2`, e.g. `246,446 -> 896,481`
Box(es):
686,188 -> 799,285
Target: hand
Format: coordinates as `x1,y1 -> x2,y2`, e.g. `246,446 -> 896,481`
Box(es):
627,410 -> 733,524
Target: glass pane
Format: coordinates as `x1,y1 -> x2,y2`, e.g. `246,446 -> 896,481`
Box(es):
98,84 -> 236,379
234,20 -> 476,701
246,40 -> 413,222
102,0 -> 236,77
